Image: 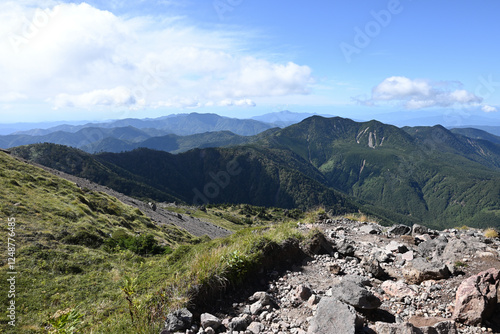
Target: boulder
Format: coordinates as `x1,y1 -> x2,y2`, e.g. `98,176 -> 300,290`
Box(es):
200,313 -> 221,330
386,240 -> 409,253
329,280 -> 381,309
374,320 -> 457,334
335,238 -> 355,256
229,314 -> 252,331
364,258 -> 387,279
381,280 -> 417,298
294,284 -> 312,301
307,298 -> 364,334
452,268 -> 500,325
388,225 -> 411,235
360,224 -> 382,234
374,322 -> 421,334
164,308 -> 193,332
417,237 -> 448,259
412,224 -> 429,235
403,257 -> 451,284
247,321 -> 264,334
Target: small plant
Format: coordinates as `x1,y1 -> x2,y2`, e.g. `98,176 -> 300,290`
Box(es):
456,225 -> 469,231
221,250 -> 248,283
454,260 -> 468,268
120,275 -> 139,323
47,307 -> 85,333
484,228 -> 499,238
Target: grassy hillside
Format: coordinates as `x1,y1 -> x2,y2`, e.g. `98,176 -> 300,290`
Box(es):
0,150 -> 327,333
0,151 -> 197,333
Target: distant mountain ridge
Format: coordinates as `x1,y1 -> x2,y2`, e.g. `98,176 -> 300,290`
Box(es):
12,115 -> 500,229
12,112 -> 274,137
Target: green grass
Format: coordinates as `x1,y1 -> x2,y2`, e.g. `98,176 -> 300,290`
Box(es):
0,152 -> 314,333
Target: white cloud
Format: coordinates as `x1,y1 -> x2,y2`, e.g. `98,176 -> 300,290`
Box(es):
361,76 -> 483,110
217,99 -> 256,107
0,92 -> 27,102
0,1 -> 313,113
53,87 -> 137,109
482,105 -> 497,113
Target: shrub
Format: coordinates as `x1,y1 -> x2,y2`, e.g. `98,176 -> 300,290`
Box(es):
103,232 -> 164,255
484,228 -> 499,238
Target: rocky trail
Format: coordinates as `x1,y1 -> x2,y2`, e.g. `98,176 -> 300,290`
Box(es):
161,217 -> 500,334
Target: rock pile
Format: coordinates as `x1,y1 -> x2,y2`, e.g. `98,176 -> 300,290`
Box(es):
160,218 -> 500,334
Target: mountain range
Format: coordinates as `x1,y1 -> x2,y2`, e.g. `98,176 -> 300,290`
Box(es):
11,115 -> 500,230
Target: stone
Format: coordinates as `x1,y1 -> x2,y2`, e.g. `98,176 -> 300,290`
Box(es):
374,321 -> 422,334
294,284 -> 312,301
386,240 -> 409,253
418,238 -> 448,259
403,257 -> 451,284
164,308 -> 193,332
307,298 -> 364,334
360,224 -> 382,234
247,321 -> 264,334
307,294 -> 320,307
364,259 -> 387,279
401,250 -> 415,261
407,317 -> 458,334
412,224 -> 429,235
200,313 -> 221,330
388,225 -> 411,235
229,314 -> 252,331
381,280 -> 417,298
204,327 -> 215,334
452,268 -> 500,325
329,280 -> 381,309
335,239 -> 355,256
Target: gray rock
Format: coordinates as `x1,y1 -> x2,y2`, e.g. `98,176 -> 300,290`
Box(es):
247,321 -> 264,334
360,224 -> 382,234
200,313 -> 221,330
417,238 -> 448,259
335,239 -> 355,256
374,322 -> 422,334
164,308 -> 193,332
364,258 -> 387,279
412,224 -> 429,235
229,314 -> 252,331
403,257 -> 451,284
294,284 -> 312,301
386,240 -> 409,253
307,298 -> 364,334
329,280 -> 381,309
388,225 -> 411,235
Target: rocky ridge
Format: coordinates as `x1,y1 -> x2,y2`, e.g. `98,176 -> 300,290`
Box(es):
161,217 -> 500,334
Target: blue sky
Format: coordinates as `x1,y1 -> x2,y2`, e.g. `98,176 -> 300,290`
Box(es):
1,0 -> 499,126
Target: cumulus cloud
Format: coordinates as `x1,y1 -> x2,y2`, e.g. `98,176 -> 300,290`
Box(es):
482,105 -> 497,113
53,87 -> 137,109
0,1 -> 313,112
360,76 -> 484,110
